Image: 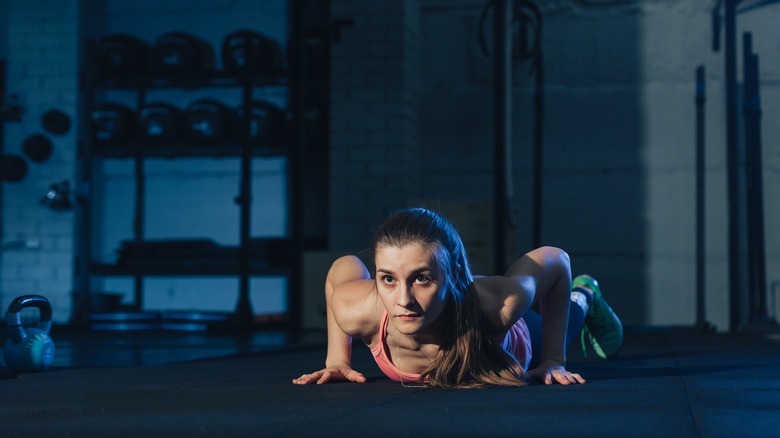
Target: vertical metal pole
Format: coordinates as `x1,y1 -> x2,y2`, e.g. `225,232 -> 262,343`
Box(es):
695,65 -> 707,329
235,73 -> 254,327
0,61 -> 5,291
531,40 -> 543,249
493,0 -> 512,274
288,0 -> 306,336
724,0 -> 742,332
133,88 -> 147,312
742,32 -> 767,324
74,50 -> 95,324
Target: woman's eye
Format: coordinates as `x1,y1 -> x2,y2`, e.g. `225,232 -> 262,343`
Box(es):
415,275 -> 430,284
381,276 -> 395,285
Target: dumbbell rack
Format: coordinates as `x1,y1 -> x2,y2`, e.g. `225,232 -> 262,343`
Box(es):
75,57 -> 305,332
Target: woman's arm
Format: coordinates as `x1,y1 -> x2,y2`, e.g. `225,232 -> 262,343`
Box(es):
473,246 -> 585,384
472,247 -> 569,334
293,256 -> 378,385
517,247 -> 571,372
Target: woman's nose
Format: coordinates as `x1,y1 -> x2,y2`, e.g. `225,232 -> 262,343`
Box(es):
397,283 -> 416,307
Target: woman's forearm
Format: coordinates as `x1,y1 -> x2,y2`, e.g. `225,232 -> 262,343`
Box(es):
504,247 -> 572,366
324,271 -> 353,368
537,259 -> 571,366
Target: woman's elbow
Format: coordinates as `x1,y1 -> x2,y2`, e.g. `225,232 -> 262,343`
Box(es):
536,246 -> 570,265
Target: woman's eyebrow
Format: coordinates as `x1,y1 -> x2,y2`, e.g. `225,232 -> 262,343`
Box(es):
376,267 -> 434,276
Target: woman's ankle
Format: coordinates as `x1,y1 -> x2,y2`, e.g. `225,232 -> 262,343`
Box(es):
571,287 -> 593,312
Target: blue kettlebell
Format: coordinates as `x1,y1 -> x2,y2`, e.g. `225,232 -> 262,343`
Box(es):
4,295 -> 55,373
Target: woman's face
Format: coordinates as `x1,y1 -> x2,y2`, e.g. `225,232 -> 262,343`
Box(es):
374,243 -> 450,338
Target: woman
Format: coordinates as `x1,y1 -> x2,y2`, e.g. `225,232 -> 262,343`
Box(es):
293,208 -> 622,387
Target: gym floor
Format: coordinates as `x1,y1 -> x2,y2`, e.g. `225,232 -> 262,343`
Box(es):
1,326 -> 779,437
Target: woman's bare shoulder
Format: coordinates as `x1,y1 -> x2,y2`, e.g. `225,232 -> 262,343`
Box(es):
331,279 -> 384,341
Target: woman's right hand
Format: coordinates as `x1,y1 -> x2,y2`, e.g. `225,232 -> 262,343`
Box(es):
292,365 -> 367,385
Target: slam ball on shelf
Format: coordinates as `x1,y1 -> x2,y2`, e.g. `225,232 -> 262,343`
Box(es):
154,32 -> 215,76
97,34 -> 153,79
234,100 -> 286,149
138,102 -> 182,144
184,98 -> 234,144
91,103 -> 136,150
222,29 -> 283,76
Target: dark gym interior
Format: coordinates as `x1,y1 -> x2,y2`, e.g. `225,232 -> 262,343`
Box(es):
1,1 -> 779,437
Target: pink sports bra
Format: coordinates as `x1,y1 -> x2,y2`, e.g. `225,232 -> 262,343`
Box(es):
370,310 -> 532,383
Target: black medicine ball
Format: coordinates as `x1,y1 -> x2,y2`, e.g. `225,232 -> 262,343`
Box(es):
41,109 -> 71,135
0,154 -> 28,183
22,134 -> 53,162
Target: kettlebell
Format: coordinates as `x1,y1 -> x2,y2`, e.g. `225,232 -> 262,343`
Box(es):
4,295 -> 55,373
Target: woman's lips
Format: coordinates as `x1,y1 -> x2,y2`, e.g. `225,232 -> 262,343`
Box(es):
397,314 -> 421,321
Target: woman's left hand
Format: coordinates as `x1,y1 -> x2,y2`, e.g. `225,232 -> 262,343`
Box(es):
526,362 -> 586,385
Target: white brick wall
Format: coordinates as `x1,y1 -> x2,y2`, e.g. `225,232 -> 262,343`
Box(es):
1,0 -> 80,322
328,0 -> 421,250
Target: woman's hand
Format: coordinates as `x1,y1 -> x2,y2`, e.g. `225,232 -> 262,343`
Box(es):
526,361 -> 586,385
292,365 -> 367,385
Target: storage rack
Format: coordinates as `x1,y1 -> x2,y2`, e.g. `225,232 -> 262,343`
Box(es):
74,18 -> 309,332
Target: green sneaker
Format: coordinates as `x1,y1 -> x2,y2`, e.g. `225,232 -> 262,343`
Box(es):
573,275 -> 623,359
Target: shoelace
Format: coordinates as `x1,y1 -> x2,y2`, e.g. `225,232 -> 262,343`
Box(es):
580,325 -> 591,358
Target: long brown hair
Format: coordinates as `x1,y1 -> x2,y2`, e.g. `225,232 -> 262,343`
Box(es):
371,208 -> 526,388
